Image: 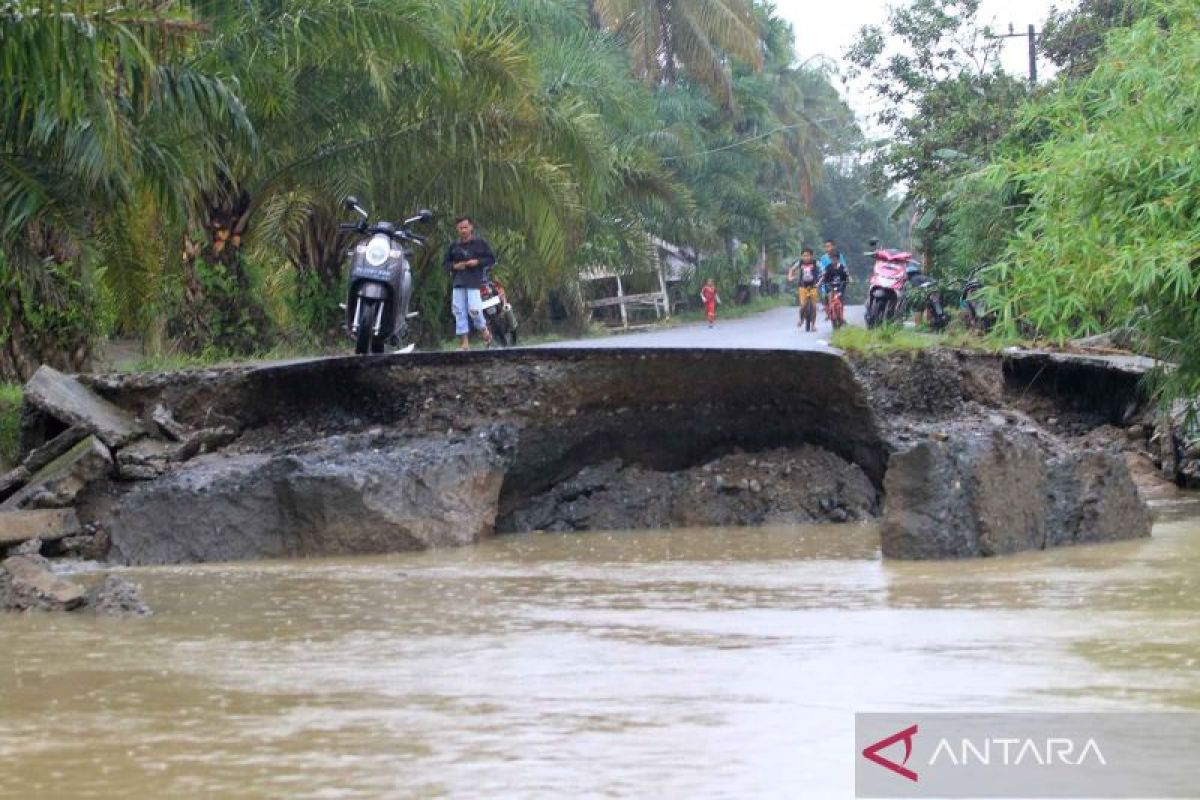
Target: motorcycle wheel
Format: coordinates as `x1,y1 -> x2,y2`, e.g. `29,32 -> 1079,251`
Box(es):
866,297 -> 883,329
354,299 -> 378,355
491,312 -> 517,347
885,298 -> 901,325
487,318 -> 510,348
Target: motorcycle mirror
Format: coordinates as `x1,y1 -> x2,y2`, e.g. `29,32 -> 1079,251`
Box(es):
417,209 -> 434,224
343,196 -> 369,219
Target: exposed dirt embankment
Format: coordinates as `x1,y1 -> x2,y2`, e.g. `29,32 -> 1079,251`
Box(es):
3,350 -> 889,567
0,345 -> 1176,577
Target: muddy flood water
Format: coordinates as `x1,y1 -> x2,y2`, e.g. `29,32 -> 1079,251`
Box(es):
3,505 -> 1200,799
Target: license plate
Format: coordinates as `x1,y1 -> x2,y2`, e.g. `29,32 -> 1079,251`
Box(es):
480,296 -> 501,310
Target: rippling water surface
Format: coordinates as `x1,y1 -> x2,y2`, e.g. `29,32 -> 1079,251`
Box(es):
3,510 -> 1199,798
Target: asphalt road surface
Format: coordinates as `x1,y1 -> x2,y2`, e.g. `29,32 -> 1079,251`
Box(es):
537,304 -> 865,351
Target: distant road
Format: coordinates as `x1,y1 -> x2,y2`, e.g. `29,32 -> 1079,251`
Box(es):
535,304 -> 865,351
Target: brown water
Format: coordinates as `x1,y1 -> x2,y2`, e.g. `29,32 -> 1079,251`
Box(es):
3,509 -> 1200,799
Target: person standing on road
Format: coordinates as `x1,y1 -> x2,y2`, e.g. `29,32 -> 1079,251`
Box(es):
444,216 -> 494,351
700,279 -> 721,327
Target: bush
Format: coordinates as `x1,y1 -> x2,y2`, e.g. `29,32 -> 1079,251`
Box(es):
988,1 -> 1200,403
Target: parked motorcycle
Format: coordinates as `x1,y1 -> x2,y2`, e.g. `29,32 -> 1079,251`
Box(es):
906,271 -> 949,332
863,241 -> 913,328
479,267 -> 519,347
339,196 -> 432,355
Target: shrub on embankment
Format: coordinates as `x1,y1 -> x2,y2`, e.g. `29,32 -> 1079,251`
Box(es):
982,1 -> 1200,405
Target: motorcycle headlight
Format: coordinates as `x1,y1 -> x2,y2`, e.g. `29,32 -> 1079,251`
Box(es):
365,234 -> 391,267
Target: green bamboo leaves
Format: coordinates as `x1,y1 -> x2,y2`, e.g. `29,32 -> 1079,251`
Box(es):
988,0 -> 1199,400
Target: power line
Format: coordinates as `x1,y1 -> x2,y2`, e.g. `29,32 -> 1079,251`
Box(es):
660,119 -> 841,162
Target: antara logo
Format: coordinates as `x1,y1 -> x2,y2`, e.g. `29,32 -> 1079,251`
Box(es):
929,737 -> 1107,766
862,724 -> 1109,783
862,724 -> 920,783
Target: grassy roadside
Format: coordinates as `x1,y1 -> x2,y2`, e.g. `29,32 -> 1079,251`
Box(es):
116,342 -> 345,373
830,323 -> 1021,356
0,383 -> 22,471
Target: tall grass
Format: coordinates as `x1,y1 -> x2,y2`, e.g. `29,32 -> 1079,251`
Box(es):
830,324 -> 1015,355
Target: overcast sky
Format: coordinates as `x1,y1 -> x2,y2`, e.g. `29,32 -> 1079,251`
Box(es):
772,0 -> 1067,129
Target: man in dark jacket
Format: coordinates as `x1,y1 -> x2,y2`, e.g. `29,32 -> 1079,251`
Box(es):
444,216 -> 495,350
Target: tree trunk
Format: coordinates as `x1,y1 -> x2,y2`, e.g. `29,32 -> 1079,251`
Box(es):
657,0 -> 677,85
176,188 -> 273,353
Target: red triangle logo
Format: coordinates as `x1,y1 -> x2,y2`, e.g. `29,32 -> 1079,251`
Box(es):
862,724 -> 919,782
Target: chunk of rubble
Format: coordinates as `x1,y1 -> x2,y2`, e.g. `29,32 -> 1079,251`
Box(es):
1,556 -> 149,615
171,426 -> 239,462
0,509 -> 82,550
22,426 -> 89,474
115,438 -> 177,480
0,436 -> 113,511
881,427 -> 1151,559
0,555 -> 86,611
23,365 -> 146,448
84,575 -> 151,616
0,466 -> 31,503
149,404 -> 189,441
0,427 -> 90,503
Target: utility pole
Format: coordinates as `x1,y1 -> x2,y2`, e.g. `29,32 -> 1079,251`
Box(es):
989,23 -> 1039,86
1027,24 -> 1037,84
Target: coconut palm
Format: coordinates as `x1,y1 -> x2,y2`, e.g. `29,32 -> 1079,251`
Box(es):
591,0 -> 763,108
162,0 -> 447,351
0,1 -> 249,379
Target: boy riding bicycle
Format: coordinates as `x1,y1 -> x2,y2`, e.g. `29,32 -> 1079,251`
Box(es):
787,248 -> 821,332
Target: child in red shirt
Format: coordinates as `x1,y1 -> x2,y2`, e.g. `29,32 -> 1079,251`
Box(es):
700,279 -> 721,327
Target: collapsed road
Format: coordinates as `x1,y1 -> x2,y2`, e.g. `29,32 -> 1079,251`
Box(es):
2,334 -> 1192,585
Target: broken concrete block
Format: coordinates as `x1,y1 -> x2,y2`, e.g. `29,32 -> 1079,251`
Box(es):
0,436 -> 113,511
84,575 -> 151,616
23,365 -> 145,448
115,438 -> 178,480
21,426 -> 88,475
0,466 -> 31,503
148,404 -> 190,441
1,555 -> 86,611
171,426 -> 239,463
0,509 -> 82,547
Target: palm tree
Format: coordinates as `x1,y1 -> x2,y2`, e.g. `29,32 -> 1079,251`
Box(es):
591,0 -> 763,108
166,0 -> 447,351
0,1 -> 249,379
